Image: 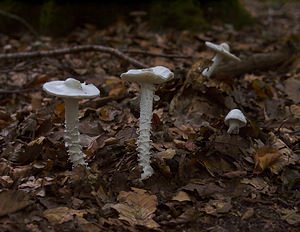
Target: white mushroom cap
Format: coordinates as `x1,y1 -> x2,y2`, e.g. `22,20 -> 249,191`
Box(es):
121,66 -> 174,84
43,78 -> 100,99
205,42 -> 241,62
224,109 -> 247,127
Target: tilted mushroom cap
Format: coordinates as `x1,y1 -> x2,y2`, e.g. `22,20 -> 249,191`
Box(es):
43,78 -> 100,99
121,66 -> 174,84
205,42 -> 241,62
224,109 -> 247,126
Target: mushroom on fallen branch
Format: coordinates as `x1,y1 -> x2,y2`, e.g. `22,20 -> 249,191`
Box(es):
202,42 -> 240,78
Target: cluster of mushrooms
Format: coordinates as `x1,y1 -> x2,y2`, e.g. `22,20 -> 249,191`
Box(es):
43,41 -> 247,180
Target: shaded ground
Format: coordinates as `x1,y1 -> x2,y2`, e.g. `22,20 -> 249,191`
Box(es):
0,1 -> 299,231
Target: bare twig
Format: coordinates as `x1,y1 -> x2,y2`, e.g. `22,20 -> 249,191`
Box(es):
124,50 -> 192,59
0,45 -> 147,68
0,88 -> 38,94
0,9 -> 39,37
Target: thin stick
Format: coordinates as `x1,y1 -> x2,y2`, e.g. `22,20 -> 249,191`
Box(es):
0,88 -> 38,94
0,9 -> 39,37
0,45 -> 147,68
124,50 -> 192,59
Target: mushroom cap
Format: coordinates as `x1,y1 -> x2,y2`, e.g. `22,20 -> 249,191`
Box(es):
224,109 -> 247,126
120,66 -> 174,84
205,42 -> 241,62
43,78 -> 100,99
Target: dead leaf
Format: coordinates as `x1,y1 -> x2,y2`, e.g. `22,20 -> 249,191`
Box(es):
172,191 -> 191,202
111,187 -> 159,228
43,207 -> 87,224
241,208 -> 255,220
170,208 -> 197,224
0,190 -> 32,217
241,178 -> 269,193
269,132 -> 299,174
253,146 -> 281,173
279,208 -> 300,225
290,104 -> 300,118
182,182 -> 223,198
155,148 -> 176,160
202,198 -> 232,216
284,78 -> 300,103
97,105 -> 121,122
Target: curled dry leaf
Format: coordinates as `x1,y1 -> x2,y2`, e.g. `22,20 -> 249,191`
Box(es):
268,132 -> 299,174
111,187 -> 159,229
253,146 -> 281,174
172,191 -> 191,202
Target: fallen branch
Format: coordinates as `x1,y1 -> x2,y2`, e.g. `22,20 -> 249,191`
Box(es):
0,9 -> 39,37
214,48 -> 298,78
124,50 -> 192,59
0,45 -> 147,68
0,88 -> 38,94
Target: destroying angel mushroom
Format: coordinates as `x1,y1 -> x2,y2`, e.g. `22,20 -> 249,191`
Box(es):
224,109 -> 247,134
121,66 -> 174,180
43,78 -> 100,168
202,42 -> 240,78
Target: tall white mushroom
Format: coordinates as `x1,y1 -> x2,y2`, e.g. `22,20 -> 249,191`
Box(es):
121,66 -> 174,180
224,109 -> 247,134
43,78 -> 100,168
202,42 -> 240,78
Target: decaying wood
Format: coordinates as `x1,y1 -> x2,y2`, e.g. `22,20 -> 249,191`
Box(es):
0,45 -> 147,68
214,48 -> 298,78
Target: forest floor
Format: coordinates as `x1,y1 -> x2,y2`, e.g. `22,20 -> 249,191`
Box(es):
0,0 -> 299,231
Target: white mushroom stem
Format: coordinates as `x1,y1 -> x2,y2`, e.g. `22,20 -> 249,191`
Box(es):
64,98 -> 88,167
227,120 -> 241,134
137,82 -> 155,180
202,54 -> 223,78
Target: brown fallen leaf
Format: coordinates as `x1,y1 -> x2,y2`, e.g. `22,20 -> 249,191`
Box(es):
253,146 -> 281,174
97,105 -> 121,122
279,208 -> 300,225
172,191 -> 191,202
202,198 -> 232,216
43,207 -> 87,224
241,208 -> 255,220
284,78 -> 300,103
268,132 -> 299,174
170,207 -> 198,224
111,187 -> 159,229
0,190 -> 32,217
182,181 -> 223,198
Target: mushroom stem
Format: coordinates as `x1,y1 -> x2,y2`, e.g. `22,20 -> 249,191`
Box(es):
137,82 -> 155,180
202,54 -> 223,78
227,120 -> 240,134
64,98 -> 87,167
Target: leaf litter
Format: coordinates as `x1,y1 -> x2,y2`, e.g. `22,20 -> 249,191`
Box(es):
0,1 -> 299,231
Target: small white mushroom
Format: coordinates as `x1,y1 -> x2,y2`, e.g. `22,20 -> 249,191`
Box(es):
121,66 -> 174,180
43,78 -> 100,168
224,109 -> 247,134
202,42 -> 240,78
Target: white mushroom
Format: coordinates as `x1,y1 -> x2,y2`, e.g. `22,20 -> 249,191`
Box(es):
224,109 -> 247,134
121,66 -> 174,180
202,42 -> 240,78
43,78 -> 100,168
